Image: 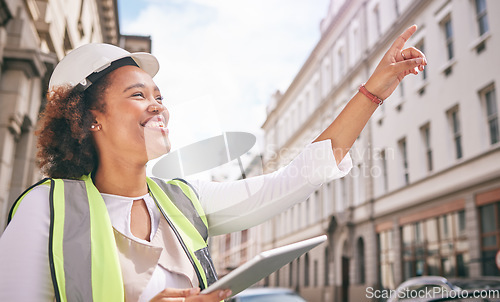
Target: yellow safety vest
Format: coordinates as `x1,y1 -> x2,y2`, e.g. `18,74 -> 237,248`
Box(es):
8,174 -> 217,302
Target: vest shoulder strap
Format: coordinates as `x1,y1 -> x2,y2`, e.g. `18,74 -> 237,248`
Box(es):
7,178 -> 50,224
172,178 -> 200,199
149,177 -> 208,241
8,177 -> 124,302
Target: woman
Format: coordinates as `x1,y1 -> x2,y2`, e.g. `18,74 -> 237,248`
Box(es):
0,25 -> 426,301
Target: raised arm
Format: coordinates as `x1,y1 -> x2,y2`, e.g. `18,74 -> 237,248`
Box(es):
313,25 -> 427,165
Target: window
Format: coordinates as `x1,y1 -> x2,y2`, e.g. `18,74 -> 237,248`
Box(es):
353,163 -> 364,206
415,40 -> 427,81
305,91 -> 311,115
337,46 -> 345,77
240,230 -> 248,259
373,4 -> 381,37
483,87 -> 499,145
443,18 -> 454,61
305,198 -> 310,226
324,183 -> 332,218
77,21 -> 84,39
304,253 -> 310,287
448,106 -> 463,159
421,124 -> 433,172
314,260 -> 318,287
63,27 -> 73,54
277,120 -> 284,146
381,149 -> 388,192
402,222 -> 423,279
322,59 -> 331,97
314,79 -> 321,106
289,262 -> 293,287
275,214 -> 281,237
314,190 -> 320,222
479,201 -> 500,276
292,205 -> 297,232
402,211 -> 469,279
475,0 -> 489,36
356,238 -> 365,284
349,21 -> 361,64
379,230 -> 396,289
283,116 -> 289,143
296,258 -> 300,287
324,247 -> 330,286
298,99 -> 304,123
225,234 -> 231,251
399,138 -> 409,185
341,177 -> 348,209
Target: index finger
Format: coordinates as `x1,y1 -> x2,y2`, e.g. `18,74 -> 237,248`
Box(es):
157,288 -> 199,298
197,289 -> 232,301
390,24 -> 417,52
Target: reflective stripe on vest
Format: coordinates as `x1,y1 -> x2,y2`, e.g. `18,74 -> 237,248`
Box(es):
8,175 -> 217,301
148,178 -> 218,287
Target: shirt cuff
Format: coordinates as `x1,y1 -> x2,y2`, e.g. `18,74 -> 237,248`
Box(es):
301,139 -> 353,186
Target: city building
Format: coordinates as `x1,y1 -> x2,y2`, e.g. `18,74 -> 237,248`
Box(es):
261,0 -> 500,301
210,153 -> 265,278
0,0 -> 151,228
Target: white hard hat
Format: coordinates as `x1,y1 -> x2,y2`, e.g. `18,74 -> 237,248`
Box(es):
49,43 -> 159,91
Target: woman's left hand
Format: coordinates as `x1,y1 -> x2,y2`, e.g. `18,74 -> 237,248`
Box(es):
149,287 -> 232,301
365,24 -> 427,101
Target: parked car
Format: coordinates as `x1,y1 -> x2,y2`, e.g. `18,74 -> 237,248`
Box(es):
447,277 -> 500,292
387,276 -> 460,302
388,276 -> 500,302
228,287 -> 307,302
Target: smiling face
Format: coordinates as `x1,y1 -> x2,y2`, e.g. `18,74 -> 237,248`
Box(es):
91,65 -> 171,166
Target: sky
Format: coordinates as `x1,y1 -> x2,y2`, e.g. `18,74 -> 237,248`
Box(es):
118,0 -> 329,141
117,0 -> 329,178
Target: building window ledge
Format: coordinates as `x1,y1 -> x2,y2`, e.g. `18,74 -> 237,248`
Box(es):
374,105 -> 386,126
489,140 -> 500,150
439,59 -> 457,77
377,116 -> 384,126
469,32 -> 491,54
415,80 -> 429,96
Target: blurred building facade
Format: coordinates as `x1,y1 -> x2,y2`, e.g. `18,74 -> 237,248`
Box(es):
261,0 -> 500,301
0,0 -> 151,228
210,154 -> 264,278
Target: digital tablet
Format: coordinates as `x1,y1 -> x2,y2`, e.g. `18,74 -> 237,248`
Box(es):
201,235 -> 327,297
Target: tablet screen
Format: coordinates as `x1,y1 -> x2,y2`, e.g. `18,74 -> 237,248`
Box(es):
201,235 -> 327,297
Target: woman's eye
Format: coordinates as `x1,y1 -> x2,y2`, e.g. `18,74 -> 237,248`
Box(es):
132,92 -> 145,98
156,96 -> 164,104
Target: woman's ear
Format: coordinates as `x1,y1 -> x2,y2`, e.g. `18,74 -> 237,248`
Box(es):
89,110 -> 103,132
90,121 -> 102,132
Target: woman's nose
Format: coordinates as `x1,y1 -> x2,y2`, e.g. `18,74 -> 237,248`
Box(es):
147,104 -> 165,114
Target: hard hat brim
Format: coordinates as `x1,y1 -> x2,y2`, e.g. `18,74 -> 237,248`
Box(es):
48,43 -> 160,90
130,52 -> 160,79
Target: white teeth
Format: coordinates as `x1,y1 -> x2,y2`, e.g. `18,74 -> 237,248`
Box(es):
144,121 -> 165,128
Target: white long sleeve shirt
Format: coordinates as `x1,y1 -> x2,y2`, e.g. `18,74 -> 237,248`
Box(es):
0,140 -> 351,301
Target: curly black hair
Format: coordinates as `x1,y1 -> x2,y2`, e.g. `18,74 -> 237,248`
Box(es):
36,76 -> 110,179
